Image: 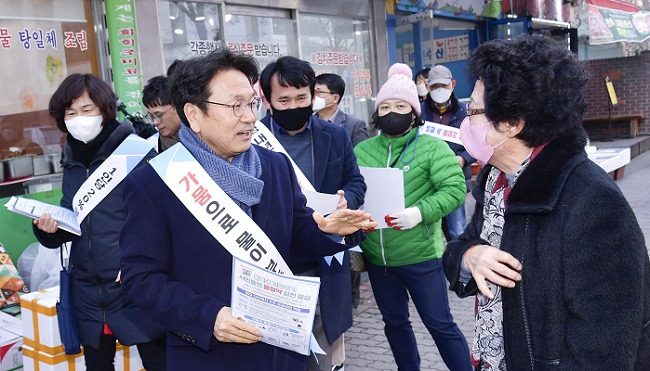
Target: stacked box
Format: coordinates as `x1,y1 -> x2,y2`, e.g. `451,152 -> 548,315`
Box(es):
22,343 -> 142,371
21,346 -> 83,371
20,287 -> 144,371
20,287 -> 62,355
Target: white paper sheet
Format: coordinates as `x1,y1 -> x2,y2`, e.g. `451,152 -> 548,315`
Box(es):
231,258 -> 320,356
301,189 -> 340,216
4,196 -> 81,235
359,167 -> 405,229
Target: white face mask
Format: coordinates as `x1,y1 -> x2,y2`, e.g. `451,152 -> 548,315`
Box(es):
312,96 -> 327,113
416,83 -> 428,97
65,115 -> 104,143
429,87 -> 453,104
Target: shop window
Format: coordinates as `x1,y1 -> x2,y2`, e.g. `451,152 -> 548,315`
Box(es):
224,9 -> 298,71
299,14 -> 375,125
396,23 -> 416,68
157,1 -> 223,69
0,0 -> 97,161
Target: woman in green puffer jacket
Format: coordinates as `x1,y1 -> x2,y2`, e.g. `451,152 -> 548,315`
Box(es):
354,63 -> 471,371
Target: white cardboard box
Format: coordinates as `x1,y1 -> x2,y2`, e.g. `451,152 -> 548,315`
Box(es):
22,343 -> 143,371
20,287 -> 62,355
20,286 -> 144,370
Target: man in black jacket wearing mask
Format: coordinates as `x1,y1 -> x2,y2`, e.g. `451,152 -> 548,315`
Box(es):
260,56 -> 366,371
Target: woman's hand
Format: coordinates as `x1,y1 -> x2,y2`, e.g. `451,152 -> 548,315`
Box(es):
33,213 -> 59,234
213,307 -> 262,343
463,244 -> 522,299
313,209 -> 377,236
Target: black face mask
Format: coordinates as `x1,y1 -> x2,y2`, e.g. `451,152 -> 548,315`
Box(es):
271,104 -> 313,132
377,111 -> 413,136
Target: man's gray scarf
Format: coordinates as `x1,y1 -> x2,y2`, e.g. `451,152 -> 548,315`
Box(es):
179,125 -> 263,217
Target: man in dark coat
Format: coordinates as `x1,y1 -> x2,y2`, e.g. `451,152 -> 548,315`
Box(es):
119,49 -> 374,371
314,73 -> 369,147
260,56 -> 366,371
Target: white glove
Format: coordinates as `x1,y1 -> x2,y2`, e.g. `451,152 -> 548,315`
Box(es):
385,207 -> 422,230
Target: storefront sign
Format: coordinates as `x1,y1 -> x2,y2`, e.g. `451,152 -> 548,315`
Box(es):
190,40 -> 223,56
0,27 -> 58,50
0,21 -> 73,114
588,5 -> 650,44
105,1 -> 144,114
427,35 -> 470,64
401,43 -> 416,68
228,42 -> 281,58
309,51 -> 364,66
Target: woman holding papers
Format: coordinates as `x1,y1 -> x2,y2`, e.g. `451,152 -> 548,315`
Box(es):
354,63 -> 472,371
442,35 -> 650,370
33,74 -> 166,370
118,50 -> 375,370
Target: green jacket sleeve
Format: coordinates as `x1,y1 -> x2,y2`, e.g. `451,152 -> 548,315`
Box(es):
416,140 -> 466,224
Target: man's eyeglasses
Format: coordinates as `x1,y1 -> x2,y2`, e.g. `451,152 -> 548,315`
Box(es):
467,108 -> 485,117
204,96 -> 262,117
145,106 -> 174,123
315,89 -> 334,98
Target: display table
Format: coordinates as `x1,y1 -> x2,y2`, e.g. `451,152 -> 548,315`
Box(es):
588,147 -> 631,180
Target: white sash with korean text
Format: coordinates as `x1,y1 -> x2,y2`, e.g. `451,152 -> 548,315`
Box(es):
73,134 -> 154,224
251,122 -> 316,192
419,121 -> 463,145
149,143 -> 325,354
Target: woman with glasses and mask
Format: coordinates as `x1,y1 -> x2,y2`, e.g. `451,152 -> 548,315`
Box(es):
354,63 -> 472,371
443,34 -> 649,371
32,73 -> 166,370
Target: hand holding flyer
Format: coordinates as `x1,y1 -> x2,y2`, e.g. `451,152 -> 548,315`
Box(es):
4,196 -> 81,235
231,258 -> 320,356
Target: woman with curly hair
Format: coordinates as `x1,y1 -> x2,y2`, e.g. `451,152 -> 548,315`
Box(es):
443,34 -> 650,370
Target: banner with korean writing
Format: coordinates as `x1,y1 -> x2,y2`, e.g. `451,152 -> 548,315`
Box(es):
0,19 -> 89,115
588,6 -> 650,44
106,0 -> 144,115
431,35 -> 470,64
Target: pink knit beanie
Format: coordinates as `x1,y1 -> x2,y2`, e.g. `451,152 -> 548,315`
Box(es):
374,63 -> 421,115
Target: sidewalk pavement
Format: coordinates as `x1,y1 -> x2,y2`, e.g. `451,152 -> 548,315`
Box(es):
344,150 -> 650,370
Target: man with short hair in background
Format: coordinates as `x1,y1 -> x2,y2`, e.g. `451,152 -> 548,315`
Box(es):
260,56 -> 366,371
314,73 -> 369,147
143,75 -> 182,152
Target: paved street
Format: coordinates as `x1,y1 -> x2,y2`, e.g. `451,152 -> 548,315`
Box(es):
345,150 -> 650,370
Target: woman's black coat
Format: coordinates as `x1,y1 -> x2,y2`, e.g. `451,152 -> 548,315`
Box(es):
443,131 -> 650,370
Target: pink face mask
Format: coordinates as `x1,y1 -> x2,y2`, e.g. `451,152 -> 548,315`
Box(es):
459,116 -> 508,164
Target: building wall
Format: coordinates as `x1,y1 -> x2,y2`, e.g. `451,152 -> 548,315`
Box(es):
583,51 -> 650,139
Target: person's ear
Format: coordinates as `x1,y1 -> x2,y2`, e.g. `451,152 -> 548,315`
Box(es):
334,94 -> 341,105
507,119 -> 525,137
262,95 -> 272,112
184,103 -> 202,134
451,80 -> 457,90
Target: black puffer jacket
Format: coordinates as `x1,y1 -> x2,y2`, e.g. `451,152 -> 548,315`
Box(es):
443,130 -> 650,370
34,121 -> 163,348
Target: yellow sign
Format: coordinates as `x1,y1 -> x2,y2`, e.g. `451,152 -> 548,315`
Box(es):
605,77 -> 618,106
